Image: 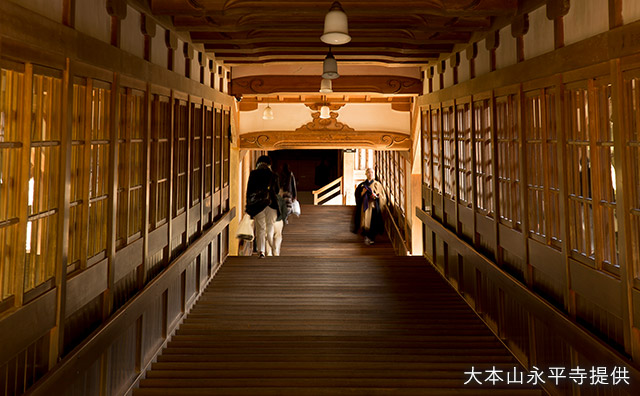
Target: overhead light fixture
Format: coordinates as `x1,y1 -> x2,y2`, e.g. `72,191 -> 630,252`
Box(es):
322,49 -> 339,79
321,1 -> 351,45
319,78 -> 333,93
320,105 -> 331,119
262,103 -> 274,120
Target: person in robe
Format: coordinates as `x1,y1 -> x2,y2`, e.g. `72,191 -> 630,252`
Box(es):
352,168 -> 387,245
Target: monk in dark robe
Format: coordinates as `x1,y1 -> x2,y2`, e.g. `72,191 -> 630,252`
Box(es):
352,168 -> 387,245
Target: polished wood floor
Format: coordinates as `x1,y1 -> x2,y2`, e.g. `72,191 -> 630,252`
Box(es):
134,205 -> 543,395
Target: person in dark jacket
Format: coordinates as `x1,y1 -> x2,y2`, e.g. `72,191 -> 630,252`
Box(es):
245,155 -> 280,258
279,163 -> 297,218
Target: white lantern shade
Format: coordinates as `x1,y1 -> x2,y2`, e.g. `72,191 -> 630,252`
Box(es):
320,105 -> 331,119
321,2 -> 351,45
319,78 -> 333,93
262,104 -> 274,120
322,51 -> 339,79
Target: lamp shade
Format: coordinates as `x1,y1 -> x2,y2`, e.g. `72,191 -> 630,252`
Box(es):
262,104 -> 273,120
321,2 -> 350,45
322,50 -> 339,79
319,78 -> 333,93
320,105 -> 331,119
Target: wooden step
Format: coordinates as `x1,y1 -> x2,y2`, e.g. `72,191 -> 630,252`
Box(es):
134,204 -> 543,396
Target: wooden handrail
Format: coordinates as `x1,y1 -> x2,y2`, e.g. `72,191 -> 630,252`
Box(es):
312,177 -> 343,205
312,176 -> 342,196
383,205 -> 409,255
25,208 -> 236,396
415,207 -> 640,386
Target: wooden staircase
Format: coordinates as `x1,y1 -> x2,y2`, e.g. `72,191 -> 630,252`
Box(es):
134,205 -> 544,395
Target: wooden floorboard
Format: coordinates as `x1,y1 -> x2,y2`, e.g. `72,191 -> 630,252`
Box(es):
134,205 -> 543,396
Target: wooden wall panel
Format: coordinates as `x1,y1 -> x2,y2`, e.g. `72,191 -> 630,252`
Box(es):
0,3 -> 236,395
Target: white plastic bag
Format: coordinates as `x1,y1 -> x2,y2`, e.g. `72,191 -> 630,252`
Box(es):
292,200 -> 301,217
237,214 -> 254,241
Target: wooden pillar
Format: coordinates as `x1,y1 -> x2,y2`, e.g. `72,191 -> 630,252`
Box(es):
49,59 -> 73,368
141,14 -> 156,63
62,0 -> 75,28
184,43 -> 193,79
449,53 -> 459,86
104,72 -> 120,319
106,0 -> 126,48
209,60 -> 215,89
466,43 -> 477,80
512,14 -> 529,63
166,31 -> 178,72
426,67 -> 434,94
547,0 -> 570,49
608,0 -> 623,29
486,31 -> 499,73
343,150 -> 356,205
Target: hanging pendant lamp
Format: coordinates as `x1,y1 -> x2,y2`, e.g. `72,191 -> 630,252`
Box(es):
262,104 -> 274,120
319,78 -> 333,93
321,1 -> 351,45
320,105 -> 331,119
322,49 -> 339,79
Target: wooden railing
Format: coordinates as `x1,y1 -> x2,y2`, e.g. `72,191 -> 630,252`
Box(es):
416,207 -> 640,395
312,177 -> 343,205
383,205 -> 409,256
24,208 -> 235,396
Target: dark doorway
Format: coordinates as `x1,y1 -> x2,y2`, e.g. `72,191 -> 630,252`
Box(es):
270,149 -> 341,204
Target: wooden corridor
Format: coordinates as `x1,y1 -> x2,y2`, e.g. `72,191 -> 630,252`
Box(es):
134,205 -> 543,395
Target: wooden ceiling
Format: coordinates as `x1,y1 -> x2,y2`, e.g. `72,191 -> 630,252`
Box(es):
148,0 -> 520,65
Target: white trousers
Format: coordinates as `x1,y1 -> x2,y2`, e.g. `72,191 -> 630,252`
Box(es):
253,206 -> 277,254
266,220 -> 283,256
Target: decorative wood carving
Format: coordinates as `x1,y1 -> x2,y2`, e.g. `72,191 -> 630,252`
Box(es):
485,30 -> 500,51
304,103 -> 345,112
183,42 -> 193,59
140,14 -> 157,37
239,130 -> 411,150
165,30 -> 178,50
106,0 -> 127,19
546,0 -> 571,20
296,112 -> 355,133
449,52 -> 460,68
231,76 -> 422,95
466,42 -> 478,60
511,13 -> 529,38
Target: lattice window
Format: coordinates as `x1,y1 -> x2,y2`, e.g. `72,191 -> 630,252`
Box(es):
495,93 -> 521,230
116,88 -> 144,249
68,79 -> 87,273
422,111 -> 431,188
87,84 -> 111,262
223,110 -> 230,187
214,109 -> 221,192
624,73 -> 640,278
0,66 -> 24,301
442,104 -> 455,199
190,103 -> 203,206
474,97 -> 493,216
149,95 -> 170,229
204,106 -> 213,198
525,87 -> 561,247
431,107 -> 442,194
25,70 -> 63,292
566,77 -> 618,270
173,99 -> 188,215
456,102 -> 472,207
